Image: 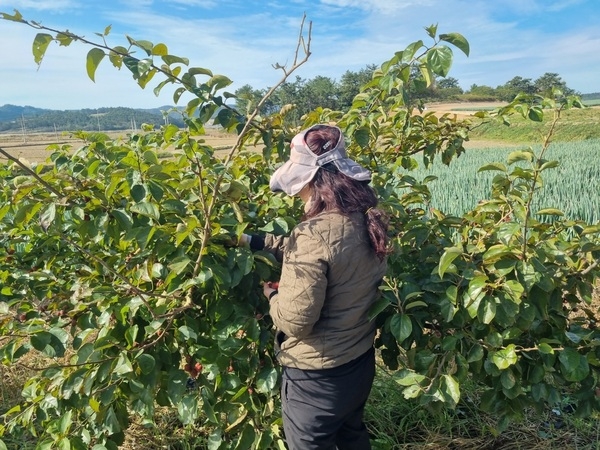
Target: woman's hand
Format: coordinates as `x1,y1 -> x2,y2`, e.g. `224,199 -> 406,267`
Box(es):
263,281 -> 279,299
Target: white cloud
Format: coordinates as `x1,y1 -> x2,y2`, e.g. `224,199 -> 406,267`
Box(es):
166,0 -> 218,7
0,0 -> 78,11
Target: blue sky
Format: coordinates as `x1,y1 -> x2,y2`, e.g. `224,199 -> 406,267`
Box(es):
0,0 -> 599,109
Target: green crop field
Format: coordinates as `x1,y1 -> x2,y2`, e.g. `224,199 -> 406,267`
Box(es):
408,139 -> 600,224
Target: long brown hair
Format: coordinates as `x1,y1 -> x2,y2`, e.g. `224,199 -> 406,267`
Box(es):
303,125 -> 390,260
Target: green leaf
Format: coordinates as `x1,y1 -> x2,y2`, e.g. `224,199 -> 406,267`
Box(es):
207,74 -> 233,90
482,244 -> 512,263
103,406 -> 122,435
507,150 -> 534,164
1,10 -> 24,21
109,45 -> 128,68
112,209 -> 133,231
39,203 -> 56,230
477,296 -> 496,324
465,275 -> 487,318
368,296 -> 391,320
113,353 -> 134,376
125,325 -> 139,349
178,394 -> 200,425
131,184 -> 147,203
188,67 -> 213,76
539,159 -> 559,171
168,256 -> 191,275
234,424 -> 256,450
256,367 -> 279,394
438,246 -> 462,278
130,202 -> 160,220
32,33 -> 53,65
424,24 -> 438,38
538,343 -> 554,354
478,162 -> 507,172
426,46 -> 453,77
152,43 -> 168,56
528,106 -> 543,122
439,32 -> 470,56
393,369 -> 427,387
31,330 -> 66,358
390,313 -> 412,344
503,280 -> 524,303
467,344 -> 484,363
162,54 -> 190,66
559,347 -> 589,382
445,285 -> 458,305
500,369 -> 516,390
492,344 -> 518,370
535,208 -> 564,216
441,374 -> 461,406
353,127 -> 370,149
401,40 -> 424,63
86,48 -> 106,82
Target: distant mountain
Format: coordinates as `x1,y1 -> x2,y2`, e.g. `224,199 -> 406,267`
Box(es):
0,104 -> 49,122
581,92 -> 600,101
0,104 -> 186,133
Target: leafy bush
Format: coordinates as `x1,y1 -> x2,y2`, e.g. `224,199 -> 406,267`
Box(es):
0,11 -> 599,450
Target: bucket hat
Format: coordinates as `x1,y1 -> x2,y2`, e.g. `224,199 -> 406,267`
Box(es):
270,125 -> 371,196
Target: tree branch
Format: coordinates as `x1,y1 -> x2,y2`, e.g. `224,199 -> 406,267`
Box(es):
184,14 -> 313,308
0,146 -> 63,198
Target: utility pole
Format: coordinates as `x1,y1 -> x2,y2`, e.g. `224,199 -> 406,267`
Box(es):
20,114 -> 26,143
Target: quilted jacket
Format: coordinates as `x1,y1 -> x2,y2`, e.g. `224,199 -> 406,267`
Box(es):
264,211 -> 387,370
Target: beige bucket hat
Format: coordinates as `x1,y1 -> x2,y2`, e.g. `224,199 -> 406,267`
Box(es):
269,125 -> 371,196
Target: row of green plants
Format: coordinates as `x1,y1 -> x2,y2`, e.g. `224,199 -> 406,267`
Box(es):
0,9 -> 599,450
469,106 -> 600,142
413,139 -> 600,224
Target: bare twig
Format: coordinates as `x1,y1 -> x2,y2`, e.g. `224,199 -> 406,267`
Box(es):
581,259 -> 599,276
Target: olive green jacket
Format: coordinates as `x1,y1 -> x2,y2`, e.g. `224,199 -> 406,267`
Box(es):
264,211 -> 387,370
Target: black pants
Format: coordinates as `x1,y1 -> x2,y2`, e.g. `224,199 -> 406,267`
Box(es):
281,348 -> 375,450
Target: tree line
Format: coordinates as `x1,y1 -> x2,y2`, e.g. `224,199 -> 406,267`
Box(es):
235,68 -> 580,124
0,71 -> 585,135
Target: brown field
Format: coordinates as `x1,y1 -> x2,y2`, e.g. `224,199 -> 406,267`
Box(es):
0,128 -> 242,164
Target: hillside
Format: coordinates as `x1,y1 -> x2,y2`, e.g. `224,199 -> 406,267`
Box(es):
0,104 -> 186,133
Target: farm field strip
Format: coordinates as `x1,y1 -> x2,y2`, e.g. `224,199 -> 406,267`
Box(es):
409,139 -> 600,224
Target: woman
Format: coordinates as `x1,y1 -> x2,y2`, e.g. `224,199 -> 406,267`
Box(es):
244,124 -> 389,450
